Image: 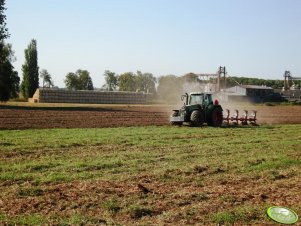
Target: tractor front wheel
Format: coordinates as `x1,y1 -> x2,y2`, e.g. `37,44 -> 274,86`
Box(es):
211,108 -> 223,127
171,111 -> 183,126
190,110 -> 204,127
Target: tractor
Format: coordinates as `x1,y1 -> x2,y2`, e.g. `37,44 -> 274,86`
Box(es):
170,92 -> 223,127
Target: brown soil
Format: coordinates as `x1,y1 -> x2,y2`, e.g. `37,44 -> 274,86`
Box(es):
0,104 -> 301,130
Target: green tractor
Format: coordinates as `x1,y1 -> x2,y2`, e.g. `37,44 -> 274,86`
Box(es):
170,92 -> 223,127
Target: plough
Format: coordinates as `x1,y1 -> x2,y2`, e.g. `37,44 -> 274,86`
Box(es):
223,109 -> 257,125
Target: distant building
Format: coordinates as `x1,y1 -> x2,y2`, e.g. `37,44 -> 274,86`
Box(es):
220,85 -> 274,102
227,85 -> 273,97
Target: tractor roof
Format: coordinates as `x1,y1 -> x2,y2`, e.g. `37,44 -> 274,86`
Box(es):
189,92 -> 212,95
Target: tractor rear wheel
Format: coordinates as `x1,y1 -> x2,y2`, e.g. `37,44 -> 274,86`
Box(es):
190,110 -> 204,127
211,108 -> 223,127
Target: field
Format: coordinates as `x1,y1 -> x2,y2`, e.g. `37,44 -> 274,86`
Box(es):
0,103 -> 301,225
1,102 -> 301,129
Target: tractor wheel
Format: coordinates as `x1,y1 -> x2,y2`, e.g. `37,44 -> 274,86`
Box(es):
211,108 -> 223,127
171,111 -> 182,126
190,110 -> 204,127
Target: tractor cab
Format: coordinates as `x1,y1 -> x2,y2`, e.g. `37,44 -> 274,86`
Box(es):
183,92 -> 213,107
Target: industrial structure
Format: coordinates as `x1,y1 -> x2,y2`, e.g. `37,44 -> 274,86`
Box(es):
187,66 -> 274,102
283,70 -> 301,91
191,67 -> 300,102
195,66 -> 227,92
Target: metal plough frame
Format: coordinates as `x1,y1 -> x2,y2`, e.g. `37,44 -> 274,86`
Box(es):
223,109 -> 257,125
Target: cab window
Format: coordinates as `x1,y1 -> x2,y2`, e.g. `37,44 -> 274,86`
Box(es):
203,94 -> 213,105
189,94 -> 203,105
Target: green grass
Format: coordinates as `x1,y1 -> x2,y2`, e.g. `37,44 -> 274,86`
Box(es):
0,125 -> 301,225
0,214 -> 46,225
102,199 -> 121,214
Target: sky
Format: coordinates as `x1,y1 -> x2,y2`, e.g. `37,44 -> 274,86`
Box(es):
6,0 -> 301,88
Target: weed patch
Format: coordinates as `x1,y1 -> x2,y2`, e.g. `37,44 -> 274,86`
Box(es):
128,205 -> 154,219
102,199 -> 121,214
17,187 -> 44,197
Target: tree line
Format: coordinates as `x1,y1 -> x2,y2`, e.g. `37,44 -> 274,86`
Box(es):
226,76 -> 290,89
65,70 -> 157,93
102,70 -> 156,93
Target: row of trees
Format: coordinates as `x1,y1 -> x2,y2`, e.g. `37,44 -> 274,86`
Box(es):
63,69 -> 157,93
103,70 -> 156,93
226,76 -> 290,89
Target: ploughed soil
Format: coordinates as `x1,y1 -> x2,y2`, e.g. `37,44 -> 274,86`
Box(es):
0,103 -> 301,129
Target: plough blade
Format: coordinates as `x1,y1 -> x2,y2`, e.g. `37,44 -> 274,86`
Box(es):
223,109 -> 257,125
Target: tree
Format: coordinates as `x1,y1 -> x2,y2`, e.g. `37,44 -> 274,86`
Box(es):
0,0 -> 9,40
64,72 -> 79,90
21,39 -> 39,98
10,70 -> 20,98
135,71 -> 156,93
0,1 -> 20,101
40,69 -> 54,88
0,43 -> 19,101
64,69 -> 94,90
87,77 -> 94,90
118,72 -> 136,91
104,70 -> 118,91
77,69 -> 93,90
0,43 -> 18,101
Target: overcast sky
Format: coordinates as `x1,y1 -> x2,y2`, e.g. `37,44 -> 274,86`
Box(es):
6,0 -> 301,88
